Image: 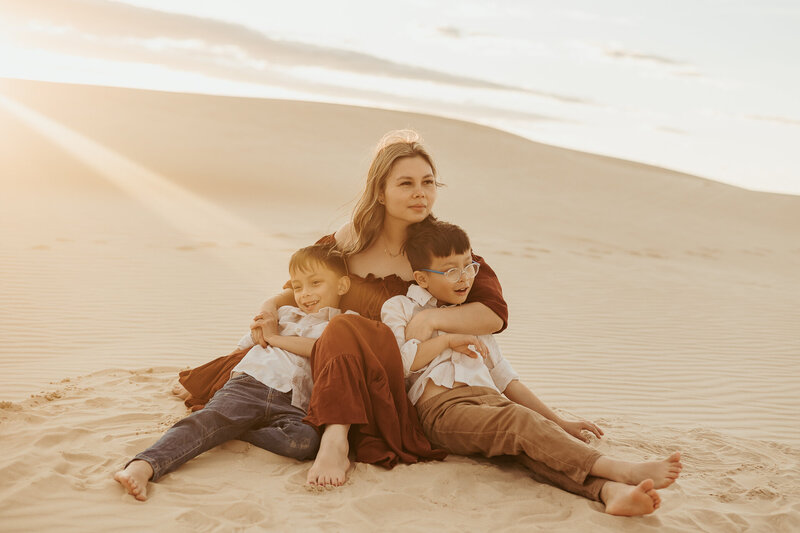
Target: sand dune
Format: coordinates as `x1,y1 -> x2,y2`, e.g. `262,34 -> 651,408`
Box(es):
1,78 -> 799,531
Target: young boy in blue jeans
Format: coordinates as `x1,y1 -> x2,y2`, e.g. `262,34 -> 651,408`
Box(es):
115,244 -> 352,501
381,220 -> 682,516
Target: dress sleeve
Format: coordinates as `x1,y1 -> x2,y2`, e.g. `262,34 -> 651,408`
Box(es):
466,252 -> 509,333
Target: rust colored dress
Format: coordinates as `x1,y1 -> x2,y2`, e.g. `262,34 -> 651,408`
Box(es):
178,236 -> 508,468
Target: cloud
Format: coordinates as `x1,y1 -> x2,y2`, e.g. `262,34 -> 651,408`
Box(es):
602,47 -> 687,67
748,115 -> 800,127
437,26 -> 463,39
0,0 -> 588,104
655,126 -> 687,135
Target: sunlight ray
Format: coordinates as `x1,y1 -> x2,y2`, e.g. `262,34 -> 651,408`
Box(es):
0,93 -> 275,249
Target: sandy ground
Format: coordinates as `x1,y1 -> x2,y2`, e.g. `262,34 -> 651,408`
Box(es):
1,78 -> 799,532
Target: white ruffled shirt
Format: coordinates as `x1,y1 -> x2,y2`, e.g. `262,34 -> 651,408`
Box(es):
232,306 -> 354,412
381,285 -> 518,405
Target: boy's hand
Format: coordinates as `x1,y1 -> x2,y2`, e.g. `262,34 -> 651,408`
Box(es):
448,334 -> 489,359
559,419 -> 604,443
251,312 -> 279,347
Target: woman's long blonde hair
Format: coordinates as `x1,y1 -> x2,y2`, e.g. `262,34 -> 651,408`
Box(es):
339,130 -> 439,255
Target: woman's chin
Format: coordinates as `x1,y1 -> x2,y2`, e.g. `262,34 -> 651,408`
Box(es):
406,211 -> 431,223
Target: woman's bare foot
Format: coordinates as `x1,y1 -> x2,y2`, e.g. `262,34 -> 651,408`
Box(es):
171,381 -> 190,400
591,452 -> 682,489
114,460 -> 154,501
601,480 -> 661,516
306,424 -> 351,487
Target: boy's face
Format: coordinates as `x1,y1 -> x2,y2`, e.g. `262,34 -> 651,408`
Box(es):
413,250 -> 474,305
290,263 -> 350,314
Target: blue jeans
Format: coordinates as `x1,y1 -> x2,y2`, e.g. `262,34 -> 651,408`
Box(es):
134,374 -> 320,481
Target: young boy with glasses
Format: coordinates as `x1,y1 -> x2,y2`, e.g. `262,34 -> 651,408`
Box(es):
380,220 -> 682,516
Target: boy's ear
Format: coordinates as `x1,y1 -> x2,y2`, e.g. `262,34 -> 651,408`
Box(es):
413,270 -> 429,288
337,275 -> 351,295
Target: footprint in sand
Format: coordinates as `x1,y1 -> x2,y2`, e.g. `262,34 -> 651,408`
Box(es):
176,511 -> 222,531
0,400 -> 21,411
685,248 -> 721,259
627,249 -> 665,259
569,250 -> 603,259
176,242 -> 218,251
589,248 -> 614,256
741,248 -> 772,256
220,501 -> 267,524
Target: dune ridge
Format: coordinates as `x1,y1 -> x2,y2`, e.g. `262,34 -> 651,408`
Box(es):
1,78 -> 799,531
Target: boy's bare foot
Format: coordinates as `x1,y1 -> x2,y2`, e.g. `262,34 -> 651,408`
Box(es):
171,382 -> 190,400
307,424 -> 351,487
627,452 -> 682,488
601,479 -> 660,516
114,460 -> 154,501
591,452 -> 682,489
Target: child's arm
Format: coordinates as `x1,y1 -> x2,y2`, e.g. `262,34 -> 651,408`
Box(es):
503,380 -> 604,442
256,310 -> 316,357
411,333 -> 489,371
382,296 -> 489,375
264,335 -> 316,358
251,288 -> 296,347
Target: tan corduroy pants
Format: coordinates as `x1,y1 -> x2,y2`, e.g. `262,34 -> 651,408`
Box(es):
416,386 -> 608,501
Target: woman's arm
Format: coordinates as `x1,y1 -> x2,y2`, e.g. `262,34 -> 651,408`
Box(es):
259,287 -> 296,315
464,253 -> 508,332
404,303 -> 502,342
406,252 -> 507,341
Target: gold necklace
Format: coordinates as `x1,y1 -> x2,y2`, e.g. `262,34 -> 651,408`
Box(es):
382,235 -> 403,258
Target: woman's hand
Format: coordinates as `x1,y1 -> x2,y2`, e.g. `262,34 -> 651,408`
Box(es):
448,334 -> 489,359
251,311 -> 279,347
405,308 -> 438,342
559,419 -> 604,443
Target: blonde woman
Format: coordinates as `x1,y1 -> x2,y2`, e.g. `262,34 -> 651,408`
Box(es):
177,130 -> 508,485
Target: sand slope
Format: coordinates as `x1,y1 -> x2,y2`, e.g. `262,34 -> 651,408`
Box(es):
1,78 -> 799,531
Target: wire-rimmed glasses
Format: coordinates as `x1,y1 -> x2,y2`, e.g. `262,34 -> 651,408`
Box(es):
419,261 -> 480,283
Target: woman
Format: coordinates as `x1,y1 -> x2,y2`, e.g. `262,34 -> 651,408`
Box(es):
178,130 -> 507,486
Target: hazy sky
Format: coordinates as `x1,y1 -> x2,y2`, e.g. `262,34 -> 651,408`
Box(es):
1,0 -> 798,194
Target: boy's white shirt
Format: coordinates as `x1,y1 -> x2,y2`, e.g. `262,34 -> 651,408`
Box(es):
233,306 -> 357,412
381,284 -> 518,405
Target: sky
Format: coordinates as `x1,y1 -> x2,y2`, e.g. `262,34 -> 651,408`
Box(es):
1,0 -> 799,195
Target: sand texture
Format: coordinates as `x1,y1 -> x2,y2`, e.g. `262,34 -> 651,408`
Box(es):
1,78 -> 799,532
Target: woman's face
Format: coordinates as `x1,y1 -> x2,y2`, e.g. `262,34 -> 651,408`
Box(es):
379,156 -> 437,226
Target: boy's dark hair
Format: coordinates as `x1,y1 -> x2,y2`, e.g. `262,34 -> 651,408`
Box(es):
289,243 -> 347,277
403,219 -> 471,271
